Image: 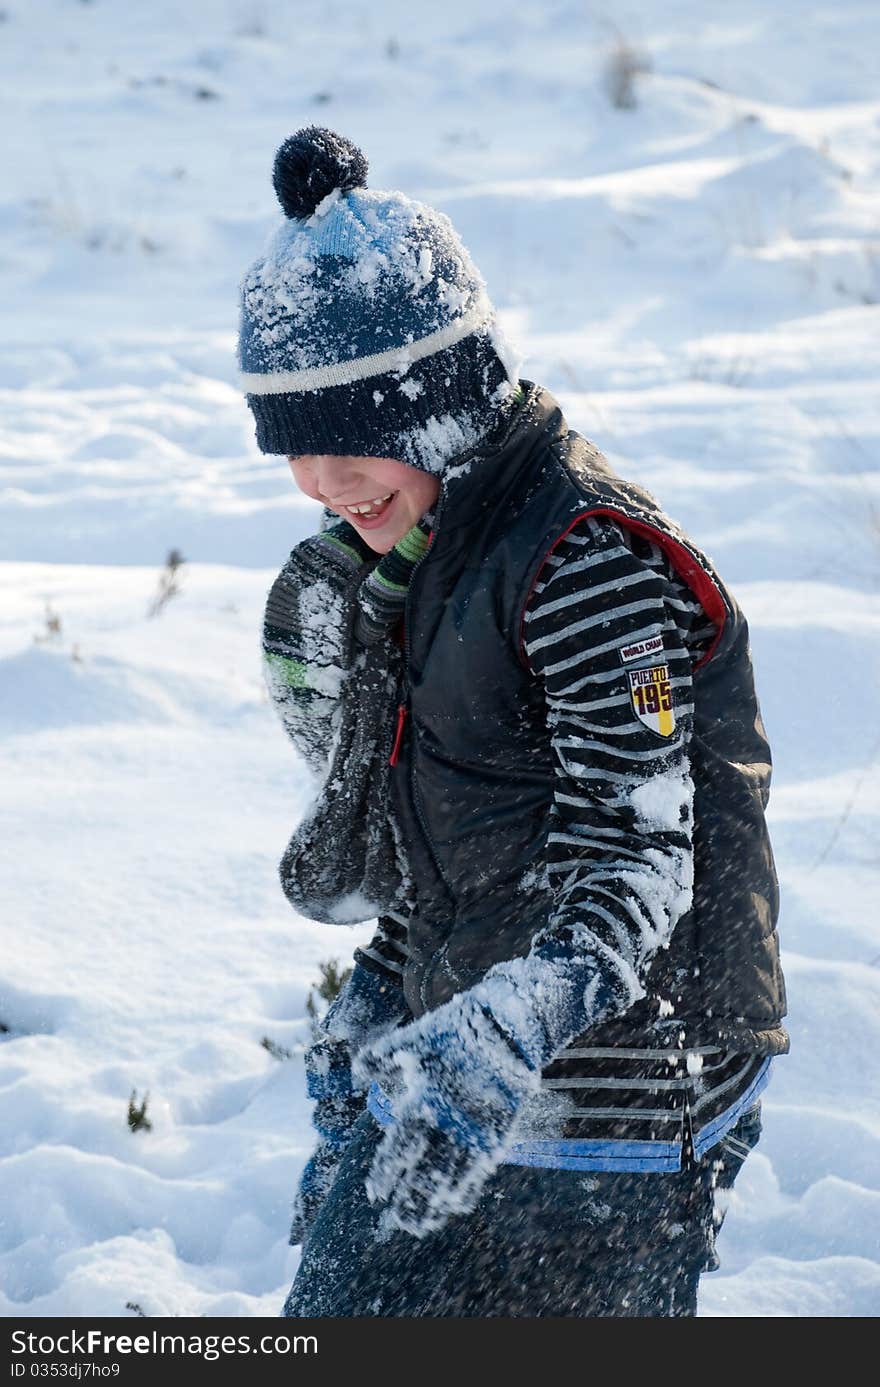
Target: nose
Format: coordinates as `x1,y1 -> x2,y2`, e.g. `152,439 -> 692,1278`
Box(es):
312,455 -> 361,501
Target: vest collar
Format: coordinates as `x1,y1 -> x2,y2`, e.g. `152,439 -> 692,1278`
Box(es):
434,381 -> 568,538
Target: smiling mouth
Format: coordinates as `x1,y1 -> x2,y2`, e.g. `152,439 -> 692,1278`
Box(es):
341,492 -> 396,519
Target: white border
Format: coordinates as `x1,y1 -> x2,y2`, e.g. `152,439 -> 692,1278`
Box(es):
240,294 -> 493,395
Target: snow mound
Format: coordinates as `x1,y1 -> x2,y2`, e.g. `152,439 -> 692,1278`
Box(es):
0,648 -> 184,733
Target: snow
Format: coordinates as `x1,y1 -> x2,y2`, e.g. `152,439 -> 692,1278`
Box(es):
628,766 -> 694,831
292,579 -> 346,696
307,188 -> 343,224
1,0 -> 878,1318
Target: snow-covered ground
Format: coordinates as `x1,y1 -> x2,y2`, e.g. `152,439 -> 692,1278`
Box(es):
2,0 -> 879,1317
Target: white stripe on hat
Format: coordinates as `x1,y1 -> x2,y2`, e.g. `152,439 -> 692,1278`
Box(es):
240,293 -> 493,396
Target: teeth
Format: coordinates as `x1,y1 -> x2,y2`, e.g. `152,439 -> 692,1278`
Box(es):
346,493 -> 393,515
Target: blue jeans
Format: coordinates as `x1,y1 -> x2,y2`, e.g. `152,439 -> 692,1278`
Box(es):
282,1104 -> 761,1318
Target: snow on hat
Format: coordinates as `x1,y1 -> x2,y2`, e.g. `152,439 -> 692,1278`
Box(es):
238,127 -> 521,473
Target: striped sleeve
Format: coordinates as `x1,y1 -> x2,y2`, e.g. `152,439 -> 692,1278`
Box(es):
262,553 -> 346,781
522,513 -> 698,1022
354,909 -> 411,981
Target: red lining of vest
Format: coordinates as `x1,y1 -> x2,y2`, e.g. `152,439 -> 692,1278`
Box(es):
518,508 -> 727,674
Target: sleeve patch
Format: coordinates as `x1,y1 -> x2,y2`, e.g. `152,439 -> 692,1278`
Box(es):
628,664 -> 676,737
618,634 -> 664,665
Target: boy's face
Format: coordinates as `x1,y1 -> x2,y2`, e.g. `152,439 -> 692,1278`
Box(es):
288,454 -> 441,554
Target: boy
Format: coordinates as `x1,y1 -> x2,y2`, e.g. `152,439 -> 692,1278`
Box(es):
240,127 -> 787,1317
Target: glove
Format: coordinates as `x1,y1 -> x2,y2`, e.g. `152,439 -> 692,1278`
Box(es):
322,952 -> 411,1050
264,518 -> 431,775
288,1034 -> 365,1245
263,521 -> 378,779
353,951 -> 623,1238
289,961 -> 410,1245
353,520 -> 430,647
272,523 -> 432,925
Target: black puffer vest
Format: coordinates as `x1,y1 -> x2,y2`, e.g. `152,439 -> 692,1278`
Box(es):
391,383 -> 787,1057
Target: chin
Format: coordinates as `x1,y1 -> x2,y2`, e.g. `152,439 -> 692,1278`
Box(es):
357,519 -> 411,555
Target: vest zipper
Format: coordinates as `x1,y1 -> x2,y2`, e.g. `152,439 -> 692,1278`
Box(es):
389,703 -> 407,767
401,491 -> 456,911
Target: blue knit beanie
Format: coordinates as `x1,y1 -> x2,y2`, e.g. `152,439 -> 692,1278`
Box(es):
238,127 -> 521,473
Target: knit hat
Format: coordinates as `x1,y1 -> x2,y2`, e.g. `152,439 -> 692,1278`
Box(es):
238,127 -> 521,473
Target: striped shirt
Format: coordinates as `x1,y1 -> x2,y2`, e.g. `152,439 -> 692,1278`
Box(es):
359,513 -> 771,1169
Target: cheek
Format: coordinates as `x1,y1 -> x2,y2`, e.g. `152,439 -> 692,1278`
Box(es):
417,476 -> 441,512
289,462 -> 321,499
397,472 -> 439,514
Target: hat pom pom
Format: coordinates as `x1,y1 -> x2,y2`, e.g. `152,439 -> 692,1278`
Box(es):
272,127 -> 369,220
